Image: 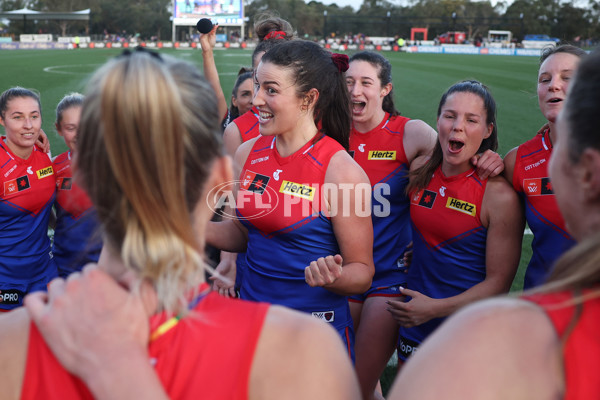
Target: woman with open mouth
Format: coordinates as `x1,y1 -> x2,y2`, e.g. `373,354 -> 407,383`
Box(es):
387,80 -> 523,373
388,47 -> 600,400
345,52 -> 504,400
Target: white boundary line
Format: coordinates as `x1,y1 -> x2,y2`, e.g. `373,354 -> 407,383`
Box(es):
43,64 -> 100,75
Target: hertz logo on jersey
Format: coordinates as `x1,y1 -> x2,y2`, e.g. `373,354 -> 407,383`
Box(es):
446,197 -> 476,216
279,180 -> 315,201
368,151 -> 396,160
36,166 -> 54,179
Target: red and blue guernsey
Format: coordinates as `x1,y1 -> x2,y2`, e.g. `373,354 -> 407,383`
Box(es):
233,106 -> 260,143
349,114 -> 411,298
513,129 -> 575,289
237,134 -> 354,349
230,107 -> 260,290
52,152 -> 102,278
0,138 -> 57,310
398,167 -> 487,360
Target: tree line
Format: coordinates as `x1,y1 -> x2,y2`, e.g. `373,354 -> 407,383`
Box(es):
1,0 -> 598,43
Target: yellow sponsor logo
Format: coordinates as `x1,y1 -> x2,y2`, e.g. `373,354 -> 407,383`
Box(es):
368,150 -> 396,160
36,166 -> 54,179
445,197 -> 476,216
279,180 -> 315,201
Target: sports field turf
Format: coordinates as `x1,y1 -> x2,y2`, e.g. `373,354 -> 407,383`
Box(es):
0,47 -> 538,287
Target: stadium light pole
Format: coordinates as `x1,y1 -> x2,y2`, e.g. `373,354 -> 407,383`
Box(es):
171,0 -> 176,43
520,13 -> 524,42
386,11 -> 391,37
323,10 -> 327,42
452,12 -> 456,33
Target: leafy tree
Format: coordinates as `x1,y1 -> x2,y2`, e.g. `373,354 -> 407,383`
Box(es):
555,2 -> 587,41
584,0 -> 600,40
2,0 -> 595,43
505,0 -> 560,37
35,0 -> 89,36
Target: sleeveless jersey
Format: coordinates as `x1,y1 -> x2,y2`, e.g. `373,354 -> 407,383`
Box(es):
230,107 -> 261,289
0,138 -> 57,309
52,152 -> 102,278
525,289 -> 600,400
237,134 -> 350,332
513,129 -> 575,289
399,167 -> 488,359
232,106 -> 260,143
349,114 -> 411,291
22,289 -> 269,400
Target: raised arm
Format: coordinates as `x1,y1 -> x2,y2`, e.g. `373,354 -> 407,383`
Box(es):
199,23 -> 228,119
304,150 -> 374,296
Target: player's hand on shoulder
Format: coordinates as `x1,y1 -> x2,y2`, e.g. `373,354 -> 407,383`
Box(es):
36,128 -> 51,154
24,264 -> 151,380
472,149 -> 504,180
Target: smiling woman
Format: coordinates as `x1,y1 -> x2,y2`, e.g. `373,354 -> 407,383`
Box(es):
206,40 -> 375,360
0,87 -> 58,311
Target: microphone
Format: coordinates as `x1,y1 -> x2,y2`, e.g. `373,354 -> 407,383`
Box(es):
196,18 -> 213,34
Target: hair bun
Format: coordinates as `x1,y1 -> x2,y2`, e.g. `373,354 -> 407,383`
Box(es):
331,53 -> 349,73
264,31 -> 286,40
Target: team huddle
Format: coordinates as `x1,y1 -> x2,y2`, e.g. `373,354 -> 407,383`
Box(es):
0,11 -> 598,400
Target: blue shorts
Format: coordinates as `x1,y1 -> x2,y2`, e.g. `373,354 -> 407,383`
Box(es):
349,284 -> 404,303
0,272 -> 55,310
338,324 -> 356,363
397,334 -> 420,361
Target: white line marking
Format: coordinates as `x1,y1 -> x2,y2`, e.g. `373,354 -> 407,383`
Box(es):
43,64 -> 100,75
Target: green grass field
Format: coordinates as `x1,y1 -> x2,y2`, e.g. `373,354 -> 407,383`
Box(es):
0,48 -> 537,286
1,47 -> 542,394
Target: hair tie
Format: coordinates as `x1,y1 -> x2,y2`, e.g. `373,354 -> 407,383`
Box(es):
120,46 -> 162,61
264,31 -> 286,40
331,53 -> 349,73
